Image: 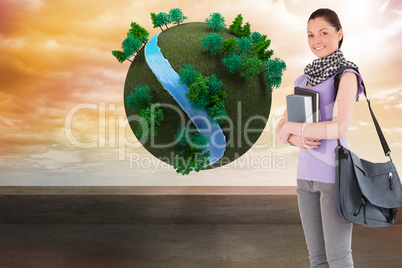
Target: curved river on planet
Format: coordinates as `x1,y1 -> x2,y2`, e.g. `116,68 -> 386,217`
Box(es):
144,31 -> 226,167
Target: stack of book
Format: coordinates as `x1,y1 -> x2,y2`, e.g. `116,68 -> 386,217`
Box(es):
286,87 -> 320,123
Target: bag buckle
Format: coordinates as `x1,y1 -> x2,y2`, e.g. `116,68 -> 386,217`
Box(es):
361,194 -> 367,206
386,151 -> 392,161
389,172 -> 393,190
354,194 -> 368,224
362,196 -> 368,224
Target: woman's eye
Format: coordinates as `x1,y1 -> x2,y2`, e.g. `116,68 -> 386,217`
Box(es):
308,34 -> 313,38
321,32 -> 327,35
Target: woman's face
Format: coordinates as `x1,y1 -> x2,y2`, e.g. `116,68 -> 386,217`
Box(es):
307,17 -> 343,58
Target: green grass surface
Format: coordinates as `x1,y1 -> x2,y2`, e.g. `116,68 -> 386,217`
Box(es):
124,22 -> 271,170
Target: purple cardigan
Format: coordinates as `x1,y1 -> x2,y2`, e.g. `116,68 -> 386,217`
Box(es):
294,68 -> 364,183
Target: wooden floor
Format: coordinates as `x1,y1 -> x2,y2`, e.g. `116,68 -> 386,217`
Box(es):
0,186 -> 400,267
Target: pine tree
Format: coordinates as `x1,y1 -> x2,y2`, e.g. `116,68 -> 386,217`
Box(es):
151,12 -> 163,31
150,12 -> 157,28
242,22 -> 251,37
220,38 -> 237,54
227,14 -> 243,36
251,39 -> 274,61
169,8 -> 188,25
128,22 -> 149,44
111,50 -> 128,63
205,12 -> 226,32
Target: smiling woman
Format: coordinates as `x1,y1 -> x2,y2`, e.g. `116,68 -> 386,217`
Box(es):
276,8 -> 365,267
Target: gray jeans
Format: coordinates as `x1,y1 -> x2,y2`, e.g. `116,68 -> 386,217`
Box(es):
296,179 -> 354,268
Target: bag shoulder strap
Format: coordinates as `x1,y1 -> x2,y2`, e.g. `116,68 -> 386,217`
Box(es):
334,66 -> 392,159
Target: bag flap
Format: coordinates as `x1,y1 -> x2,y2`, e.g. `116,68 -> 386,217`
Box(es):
349,150 -> 402,208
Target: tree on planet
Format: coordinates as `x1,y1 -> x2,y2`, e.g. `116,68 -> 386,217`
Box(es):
241,22 -> 251,37
155,12 -> 171,30
125,84 -> 152,110
150,12 -> 163,31
200,33 -> 223,55
128,22 -> 149,44
125,84 -> 164,140
151,8 -> 187,30
205,12 -> 226,32
169,8 -> 188,25
220,38 -> 237,54
240,54 -> 263,79
235,37 -> 252,55
178,65 -> 228,125
112,50 -> 128,63
227,14 -> 243,36
136,103 -> 164,140
122,35 -> 143,60
261,58 -> 287,92
207,73 -> 224,95
174,124 -> 209,149
112,21 -> 148,63
200,12 -> 286,92
187,74 -> 210,109
251,39 -> 274,61
250,31 -> 263,44
177,64 -> 201,86
173,124 -> 211,175
222,52 -> 242,73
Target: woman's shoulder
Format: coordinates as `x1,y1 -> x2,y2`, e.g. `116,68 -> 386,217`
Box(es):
338,67 -> 363,82
340,67 -> 360,76
338,67 -> 365,99
335,66 -> 363,81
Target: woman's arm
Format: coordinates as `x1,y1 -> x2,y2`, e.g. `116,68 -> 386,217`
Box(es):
276,109 -> 290,144
279,72 -> 358,141
277,108 -> 321,150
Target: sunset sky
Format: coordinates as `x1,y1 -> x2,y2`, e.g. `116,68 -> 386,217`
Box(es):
1,0 -> 401,186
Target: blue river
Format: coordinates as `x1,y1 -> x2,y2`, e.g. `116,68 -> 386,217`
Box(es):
144,31 -> 226,166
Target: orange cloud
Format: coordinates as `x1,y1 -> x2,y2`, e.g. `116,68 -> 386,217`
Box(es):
0,0 -> 401,184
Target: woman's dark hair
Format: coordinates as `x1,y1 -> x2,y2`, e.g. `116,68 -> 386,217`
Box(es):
308,8 -> 343,49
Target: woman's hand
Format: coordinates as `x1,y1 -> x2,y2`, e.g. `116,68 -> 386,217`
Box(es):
289,135 -> 321,151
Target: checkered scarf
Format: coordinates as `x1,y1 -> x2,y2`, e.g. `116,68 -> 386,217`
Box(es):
304,50 -> 358,86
